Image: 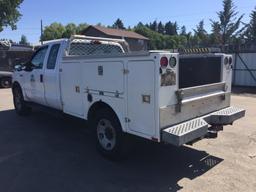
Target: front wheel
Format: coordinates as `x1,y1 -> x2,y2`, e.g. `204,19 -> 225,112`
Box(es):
92,108 -> 127,160
13,86 -> 31,116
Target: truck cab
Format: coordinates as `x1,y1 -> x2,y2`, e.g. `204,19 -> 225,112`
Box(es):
13,39 -> 66,108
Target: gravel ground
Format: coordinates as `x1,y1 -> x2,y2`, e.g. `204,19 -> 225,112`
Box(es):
0,88 -> 255,192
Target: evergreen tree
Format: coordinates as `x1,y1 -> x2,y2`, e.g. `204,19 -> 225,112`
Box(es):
193,20 -> 209,47
112,18 -> 125,29
194,20 -> 207,38
244,7 -> 256,43
19,34 -> 28,45
180,26 -> 187,36
211,0 -> 244,45
150,21 -> 158,32
158,22 -> 165,34
165,21 -> 178,35
210,21 -> 222,45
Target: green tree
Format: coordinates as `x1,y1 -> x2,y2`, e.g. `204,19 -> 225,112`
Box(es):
212,0 -> 244,45
62,23 -> 77,38
165,21 -> 178,36
185,32 -> 193,47
158,22 -> 165,34
180,26 -> 187,36
194,20 -> 207,38
112,18 -> 125,29
0,0 -> 23,32
76,23 -> 88,34
41,22 -> 65,41
134,23 -> 187,50
149,21 -> 158,32
244,7 -> 256,43
193,20 -> 209,47
19,34 -> 28,45
210,21 -> 222,45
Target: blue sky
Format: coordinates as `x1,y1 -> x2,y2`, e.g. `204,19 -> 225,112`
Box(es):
0,0 -> 255,44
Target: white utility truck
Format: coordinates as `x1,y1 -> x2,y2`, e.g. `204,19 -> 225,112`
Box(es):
12,35 -> 245,158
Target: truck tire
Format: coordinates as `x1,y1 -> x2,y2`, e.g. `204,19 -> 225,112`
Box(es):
92,108 -> 127,160
0,77 -> 12,88
13,86 -> 31,116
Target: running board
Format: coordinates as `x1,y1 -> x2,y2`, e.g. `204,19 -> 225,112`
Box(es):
162,118 -> 209,146
207,106 -> 246,125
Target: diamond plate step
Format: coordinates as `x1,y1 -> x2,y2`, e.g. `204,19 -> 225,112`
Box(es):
162,118 -> 209,146
208,106 -> 245,125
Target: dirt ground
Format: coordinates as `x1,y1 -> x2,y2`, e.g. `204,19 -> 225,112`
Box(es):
0,88 -> 255,192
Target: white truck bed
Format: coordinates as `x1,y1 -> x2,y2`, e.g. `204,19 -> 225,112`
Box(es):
60,52 -> 167,140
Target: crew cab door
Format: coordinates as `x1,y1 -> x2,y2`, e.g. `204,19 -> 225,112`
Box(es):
43,43 -> 62,110
24,46 -> 48,105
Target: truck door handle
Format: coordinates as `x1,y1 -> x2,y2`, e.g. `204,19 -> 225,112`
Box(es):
40,74 -> 43,83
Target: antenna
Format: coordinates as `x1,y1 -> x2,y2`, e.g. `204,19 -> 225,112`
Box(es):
40,19 -> 43,45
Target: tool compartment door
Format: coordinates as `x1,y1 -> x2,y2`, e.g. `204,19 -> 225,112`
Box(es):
82,60 -> 124,93
127,60 -> 156,137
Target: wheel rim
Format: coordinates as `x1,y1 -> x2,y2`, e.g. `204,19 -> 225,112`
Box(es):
97,119 -> 116,151
1,79 -> 10,88
14,89 -> 22,110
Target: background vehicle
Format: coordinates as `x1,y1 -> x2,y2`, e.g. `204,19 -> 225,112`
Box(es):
12,35 -> 245,158
0,71 -> 12,88
0,40 -> 34,88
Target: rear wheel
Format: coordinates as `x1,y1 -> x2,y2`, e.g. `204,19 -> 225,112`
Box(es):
92,108 -> 127,160
13,86 -> 31,116
0,77 -> 11,88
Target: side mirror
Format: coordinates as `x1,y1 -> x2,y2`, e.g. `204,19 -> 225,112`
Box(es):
14,64 -> 22,71
23,62 -> 35,72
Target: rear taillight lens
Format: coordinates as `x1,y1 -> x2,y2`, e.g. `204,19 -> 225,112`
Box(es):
160,57 -> 168,68
229,57 -> 233,64
224,57 -> 229,65
169,57 -> 177,68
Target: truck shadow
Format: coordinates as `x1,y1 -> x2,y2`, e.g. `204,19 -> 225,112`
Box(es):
0,109 -> 223,192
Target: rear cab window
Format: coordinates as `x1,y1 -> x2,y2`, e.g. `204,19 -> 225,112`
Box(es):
68,40 -> 124,56
47,44 -> 60,69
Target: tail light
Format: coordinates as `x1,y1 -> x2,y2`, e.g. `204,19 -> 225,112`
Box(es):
169,57 -> 177,68
160,57 -> 168,68
224,57 -> 229,65
229,57 -> 233,64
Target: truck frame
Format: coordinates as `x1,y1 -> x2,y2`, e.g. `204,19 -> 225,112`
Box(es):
12,35 -> 245,159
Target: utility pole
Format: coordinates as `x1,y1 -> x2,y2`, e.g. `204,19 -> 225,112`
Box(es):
40,19 -> 43,45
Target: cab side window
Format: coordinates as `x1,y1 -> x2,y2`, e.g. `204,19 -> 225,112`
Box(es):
31,46 -> 48,69
47,44 -> 60,69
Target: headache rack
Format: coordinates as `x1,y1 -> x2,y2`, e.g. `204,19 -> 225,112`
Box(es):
66,35 -> 130,56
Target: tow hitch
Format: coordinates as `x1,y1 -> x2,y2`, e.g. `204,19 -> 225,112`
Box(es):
205,125 -> 223,139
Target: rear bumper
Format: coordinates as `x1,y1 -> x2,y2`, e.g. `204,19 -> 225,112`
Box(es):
161,106 -> 245,146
